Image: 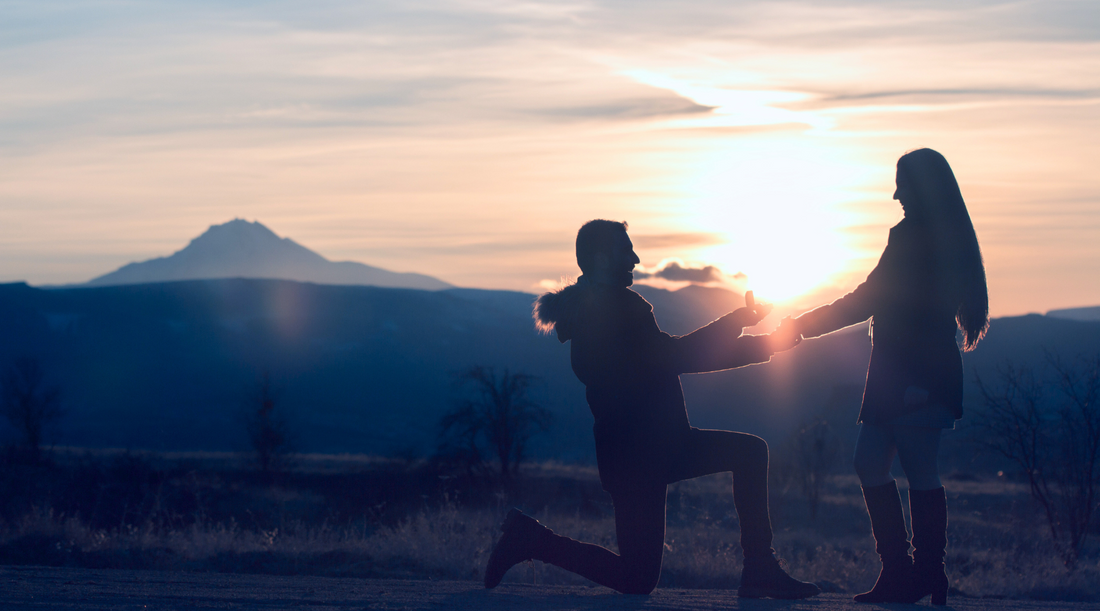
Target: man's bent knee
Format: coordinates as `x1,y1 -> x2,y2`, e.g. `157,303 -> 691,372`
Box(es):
743,433 -> 768,463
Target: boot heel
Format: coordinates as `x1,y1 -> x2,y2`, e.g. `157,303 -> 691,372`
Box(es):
919,570 -> 948,605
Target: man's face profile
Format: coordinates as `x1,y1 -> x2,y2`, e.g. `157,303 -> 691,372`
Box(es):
593,229 -> 640,288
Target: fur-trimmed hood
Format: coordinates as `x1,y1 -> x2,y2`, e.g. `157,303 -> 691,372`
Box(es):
532,276 -> 592,343
534,275 -> 656,344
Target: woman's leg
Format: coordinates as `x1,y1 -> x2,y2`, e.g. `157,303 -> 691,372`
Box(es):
893,425 -> 942,491
894,425 -> 948,604
852,423 -> 920,603
853,423 -> 897,487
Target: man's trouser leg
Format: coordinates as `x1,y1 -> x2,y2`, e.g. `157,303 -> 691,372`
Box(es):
669,428 -> 773,557
535,484 -> 666,594
668,428 -> 819,599
486,484 -> 666,594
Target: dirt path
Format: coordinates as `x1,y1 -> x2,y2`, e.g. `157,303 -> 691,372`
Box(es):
2,565 -> 1097,611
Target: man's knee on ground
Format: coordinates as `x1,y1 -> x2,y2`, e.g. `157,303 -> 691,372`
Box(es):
616,552 -> 662,595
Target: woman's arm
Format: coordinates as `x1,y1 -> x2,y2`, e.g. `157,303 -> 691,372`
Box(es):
795,278 -> 878,339
794,226 -> 904,339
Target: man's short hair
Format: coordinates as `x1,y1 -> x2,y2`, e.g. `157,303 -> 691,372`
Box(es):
576,219 -> 628,274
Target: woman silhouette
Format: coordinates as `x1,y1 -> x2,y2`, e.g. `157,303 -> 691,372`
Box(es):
792,149 -> 988,605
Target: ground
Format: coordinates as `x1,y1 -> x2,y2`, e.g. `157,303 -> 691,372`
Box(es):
2,566 -> 1098,611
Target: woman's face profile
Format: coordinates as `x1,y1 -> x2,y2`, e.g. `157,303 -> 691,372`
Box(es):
893,167 -> 916,213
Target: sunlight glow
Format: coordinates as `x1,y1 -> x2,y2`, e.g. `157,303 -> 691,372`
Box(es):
679,138 -> 871,303
616,69 -> 877,303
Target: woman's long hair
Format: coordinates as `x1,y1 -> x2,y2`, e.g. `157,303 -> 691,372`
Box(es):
897,148 -> 989,351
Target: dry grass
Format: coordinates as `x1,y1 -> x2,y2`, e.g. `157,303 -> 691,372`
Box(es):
0,460 -> 1097,601
0,502 -> 500,580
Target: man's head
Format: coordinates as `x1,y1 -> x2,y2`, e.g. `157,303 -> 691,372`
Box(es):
575,219 -> 639,287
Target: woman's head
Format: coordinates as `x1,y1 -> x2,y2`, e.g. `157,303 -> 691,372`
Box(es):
894,148 -> 962,219
895,148 -> 989,350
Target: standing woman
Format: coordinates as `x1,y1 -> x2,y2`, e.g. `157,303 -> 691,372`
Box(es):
792,149 -> 988,605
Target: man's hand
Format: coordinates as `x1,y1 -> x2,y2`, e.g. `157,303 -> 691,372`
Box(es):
731,302 -> 773,329
767,316 -> 803,352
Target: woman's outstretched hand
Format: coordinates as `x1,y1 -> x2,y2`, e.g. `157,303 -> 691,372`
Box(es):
767,316 -> 803,352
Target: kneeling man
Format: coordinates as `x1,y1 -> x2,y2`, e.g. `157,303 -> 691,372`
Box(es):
484,219 -> 819,598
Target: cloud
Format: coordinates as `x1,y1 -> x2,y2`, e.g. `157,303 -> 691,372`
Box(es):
625,70 -> 831,130
529,95 -> 713,120
631,232 -> 726,249
634,260 -> 742,285
817,88 -> 1100,104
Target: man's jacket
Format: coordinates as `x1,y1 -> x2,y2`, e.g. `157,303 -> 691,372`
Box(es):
534,276 -> 774,492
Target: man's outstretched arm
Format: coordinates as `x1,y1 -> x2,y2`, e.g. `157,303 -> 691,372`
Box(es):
669,307 -> 800,374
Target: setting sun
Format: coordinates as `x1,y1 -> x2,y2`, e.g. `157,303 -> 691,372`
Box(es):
697,144 -> 871,302
623,131 -> 883,304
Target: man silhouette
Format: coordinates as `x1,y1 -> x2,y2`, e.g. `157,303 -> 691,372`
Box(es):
484,219 -> 819,598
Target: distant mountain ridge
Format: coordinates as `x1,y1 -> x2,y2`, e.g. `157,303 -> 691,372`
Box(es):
83,219 -> 451,291
2,278 -> 1097,465
1046,305 -> 1100,321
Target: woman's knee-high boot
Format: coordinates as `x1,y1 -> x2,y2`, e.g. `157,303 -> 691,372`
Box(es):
909,486 -> 949,605
854,481 -> 919,603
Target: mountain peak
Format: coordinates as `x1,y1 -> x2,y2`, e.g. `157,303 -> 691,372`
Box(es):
174,219 -> 323,265
195,218 -> 281,243
203,217 -> 266,233
84,219 -> 451,290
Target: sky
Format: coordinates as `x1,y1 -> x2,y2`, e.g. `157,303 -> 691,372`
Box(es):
1,0 -> 1098,316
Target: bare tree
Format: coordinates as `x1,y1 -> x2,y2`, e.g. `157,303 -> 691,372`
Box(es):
436,366 -> 552,486
245,371 -> 292,478
0,357 -> 62,463
975,354 -> 1100,569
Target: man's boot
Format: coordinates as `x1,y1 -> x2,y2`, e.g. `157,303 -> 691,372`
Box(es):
738,552 -> 821,599
854,481 -> 920,603
733,437 -> 819,600
484,508 -> 550,588
910,487 -> 949,605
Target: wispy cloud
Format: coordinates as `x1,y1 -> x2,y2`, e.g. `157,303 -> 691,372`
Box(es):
622,71 -> 830,130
